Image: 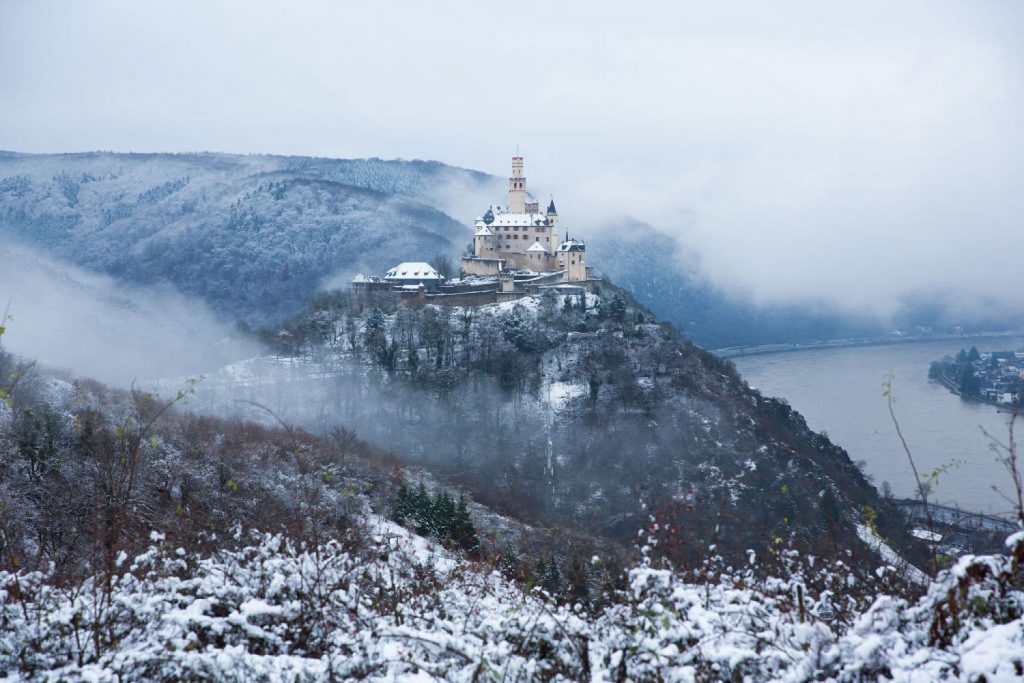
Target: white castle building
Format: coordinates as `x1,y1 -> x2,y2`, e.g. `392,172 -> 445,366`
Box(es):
462,155 -> 587,282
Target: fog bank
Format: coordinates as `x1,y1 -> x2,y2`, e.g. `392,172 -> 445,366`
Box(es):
0,245 -> 258,386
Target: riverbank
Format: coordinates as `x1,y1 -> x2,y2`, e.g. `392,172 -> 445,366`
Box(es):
732,336 -> 1024,514
933,358 -> 1021,413
714,330 -> 1024,359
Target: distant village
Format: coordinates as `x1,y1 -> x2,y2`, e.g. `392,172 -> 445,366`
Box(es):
930,347 -> 1024,407
352,155 -> 599,306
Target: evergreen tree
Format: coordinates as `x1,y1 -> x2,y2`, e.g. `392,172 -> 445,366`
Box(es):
959,364 -> 981,397
364,307 -> 386,352
433,491 -> 456,538
411,482 -> 432,536
607,293 -> 628,322
541,558 -> 562,597
450,494 -> 479,551
393,483 -> 413,525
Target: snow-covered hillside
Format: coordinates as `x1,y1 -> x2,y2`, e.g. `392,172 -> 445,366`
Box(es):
3,522 -> 1022,681
0,153 -> 486,324
171,290 -> 917,573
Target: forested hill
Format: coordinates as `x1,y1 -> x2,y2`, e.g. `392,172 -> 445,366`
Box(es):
210,285 -> 921,570
0,152 -> 487,324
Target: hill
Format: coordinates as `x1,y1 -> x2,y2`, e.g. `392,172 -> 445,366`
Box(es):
190,285 -> 920,569
3,274 -> 1022,681
0,152 -> 486,325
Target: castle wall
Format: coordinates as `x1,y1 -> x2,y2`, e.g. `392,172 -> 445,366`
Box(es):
475,248 -> 557,272
461,257 -> 505,277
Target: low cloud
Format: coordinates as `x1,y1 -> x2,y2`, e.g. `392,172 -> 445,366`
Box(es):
0,244 -> 258,387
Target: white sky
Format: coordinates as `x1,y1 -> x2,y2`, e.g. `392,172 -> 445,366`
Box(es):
2,0 -> 1022,315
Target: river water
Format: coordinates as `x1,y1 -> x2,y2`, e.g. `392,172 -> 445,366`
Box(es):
732,337 -> 1024,516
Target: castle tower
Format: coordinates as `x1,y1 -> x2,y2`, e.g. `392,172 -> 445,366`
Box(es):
508,155 -> 526,213
557,238 -> 587,282
546,198 -> 559,253
473,224 -> 495,257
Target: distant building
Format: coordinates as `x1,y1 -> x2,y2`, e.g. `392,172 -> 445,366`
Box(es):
463,156 -> 588,282
383,262 -> 445,289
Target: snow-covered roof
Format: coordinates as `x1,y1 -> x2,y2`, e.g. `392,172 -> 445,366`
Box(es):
350,274 -> 382,283
475,205 -> 550,227
526,192 -> 537,204
557,238 -> 585,253
474,226 -> 493,236
384,262 -> 444,281
527,241 -> 548,253
483,213 -> 550,227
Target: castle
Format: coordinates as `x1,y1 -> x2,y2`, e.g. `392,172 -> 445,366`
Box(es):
353,154 -> 593,304
461,155 -> 588,282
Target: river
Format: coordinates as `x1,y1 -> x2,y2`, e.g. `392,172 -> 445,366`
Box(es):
731,337 -> 1024,516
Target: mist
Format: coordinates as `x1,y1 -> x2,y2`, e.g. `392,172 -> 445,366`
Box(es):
0,244 -> 259,386
2,1 -> 1023,318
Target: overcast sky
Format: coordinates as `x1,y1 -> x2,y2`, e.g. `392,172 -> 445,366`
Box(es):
2,0 -> 1022,315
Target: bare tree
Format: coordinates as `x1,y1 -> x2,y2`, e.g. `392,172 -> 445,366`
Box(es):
329,425 -> 359,470
431,253 -> 454,279
983,406 -> 1022,526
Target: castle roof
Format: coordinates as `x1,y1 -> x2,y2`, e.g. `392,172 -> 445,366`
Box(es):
546,199 -> 557,215
474,226 -> 494,236
557,238 -> 585,253
479,206 -> 551,227
527,241 -> 548,253
384,262 -> 444,281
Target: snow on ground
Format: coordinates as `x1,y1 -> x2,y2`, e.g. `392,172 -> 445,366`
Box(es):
3,524 -> 1024,681
856,523 -> 931,586
546,380 -> 585,408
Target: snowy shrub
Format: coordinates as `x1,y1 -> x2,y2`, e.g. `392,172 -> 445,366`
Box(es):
2,526 -> 1022,681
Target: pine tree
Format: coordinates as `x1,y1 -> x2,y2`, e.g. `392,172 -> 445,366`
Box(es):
542,558 -> 562,597
433,491 -> 455,539
364,307 -> 386,352
411,482 -> 432,536
393,483 -> 413,525
450,494 -> 479,551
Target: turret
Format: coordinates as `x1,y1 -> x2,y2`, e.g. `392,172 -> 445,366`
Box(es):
508,155 -> 526,213
546,198 -> 559,253
473,224 -> 495,257
556,237 -> 587,282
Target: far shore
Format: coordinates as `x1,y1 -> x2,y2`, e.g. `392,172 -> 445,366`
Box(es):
713,330 -> 1024,359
